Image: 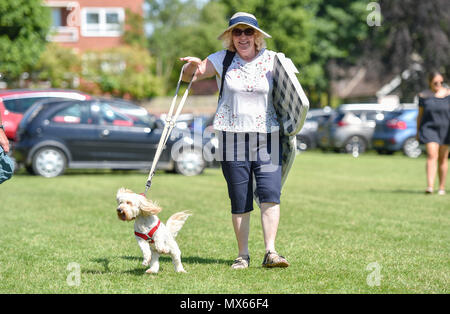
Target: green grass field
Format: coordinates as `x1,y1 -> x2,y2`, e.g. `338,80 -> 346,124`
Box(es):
0,151 -> 448,293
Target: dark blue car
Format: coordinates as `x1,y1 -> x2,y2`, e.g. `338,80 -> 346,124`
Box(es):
371,104 -> 422,158
13,98 -> 207,177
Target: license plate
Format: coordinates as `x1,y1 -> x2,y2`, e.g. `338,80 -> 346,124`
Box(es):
373,139 -> 384,147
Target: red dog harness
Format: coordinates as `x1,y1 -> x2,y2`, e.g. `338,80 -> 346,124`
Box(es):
134,220 -> 161,243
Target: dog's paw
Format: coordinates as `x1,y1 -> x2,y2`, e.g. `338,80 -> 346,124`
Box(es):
142,259 -> 151,267
175,267 -> 187,273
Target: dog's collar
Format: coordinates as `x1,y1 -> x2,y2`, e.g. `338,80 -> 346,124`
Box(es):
134,220 -> 161,243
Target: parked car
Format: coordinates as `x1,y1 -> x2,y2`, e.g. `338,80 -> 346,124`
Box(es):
372,104 -> 422,158
317,103 -> 399,155
13,99 -> 206,177
158,113 -> 195,130
188,114 -> 214,133
0,89 -> 91,142
296,107 -> 333,151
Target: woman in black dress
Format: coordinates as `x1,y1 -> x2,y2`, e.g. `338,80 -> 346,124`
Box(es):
417,71 -> 450,195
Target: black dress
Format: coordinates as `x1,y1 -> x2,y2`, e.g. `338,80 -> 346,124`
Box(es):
418,95 -> 450,145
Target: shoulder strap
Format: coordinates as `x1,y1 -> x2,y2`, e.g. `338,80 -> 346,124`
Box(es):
219,50 -> 236,100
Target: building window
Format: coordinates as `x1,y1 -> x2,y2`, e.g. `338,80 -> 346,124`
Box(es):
81,8 -> 124,37
51,8 -> 62,27
44,1 -> 80,42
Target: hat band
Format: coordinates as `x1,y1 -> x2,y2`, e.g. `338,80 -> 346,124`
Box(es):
229,16 -> 259,28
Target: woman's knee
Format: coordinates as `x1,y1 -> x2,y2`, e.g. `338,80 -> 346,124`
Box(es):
438,145 -> 449,163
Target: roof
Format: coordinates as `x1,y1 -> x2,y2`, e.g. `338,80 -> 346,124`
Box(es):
0,88 -> 89,98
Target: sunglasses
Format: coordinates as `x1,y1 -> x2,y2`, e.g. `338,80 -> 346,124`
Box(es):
232,27 -> 255,37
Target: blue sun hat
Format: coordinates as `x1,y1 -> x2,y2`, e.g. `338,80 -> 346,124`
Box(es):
0,146 -> 14,184
218,12 -> 271,40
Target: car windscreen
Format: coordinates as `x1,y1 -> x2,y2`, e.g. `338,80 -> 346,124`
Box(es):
104,101 -> 155,128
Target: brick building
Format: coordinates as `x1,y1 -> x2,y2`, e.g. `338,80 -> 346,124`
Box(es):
44,0 -> 144,52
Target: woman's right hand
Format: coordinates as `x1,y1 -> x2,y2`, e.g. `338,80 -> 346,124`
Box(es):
0,129 -> 9,153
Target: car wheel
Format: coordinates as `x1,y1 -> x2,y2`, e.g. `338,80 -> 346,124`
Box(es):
174,147 -> 206,176
403,137 -> 422,158
32,147 -> 67,177
344,136 -> 366,156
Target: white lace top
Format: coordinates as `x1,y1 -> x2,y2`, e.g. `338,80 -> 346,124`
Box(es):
207,49 -> 280,133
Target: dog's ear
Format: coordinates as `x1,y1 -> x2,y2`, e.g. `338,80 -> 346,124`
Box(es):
139,196 -> 162,216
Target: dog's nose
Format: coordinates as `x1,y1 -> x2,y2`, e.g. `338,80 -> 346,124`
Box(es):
117,208 -> 123,214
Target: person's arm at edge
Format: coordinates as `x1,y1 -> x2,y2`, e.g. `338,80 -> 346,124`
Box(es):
416,93 -> 424,141
0,113 -> 9,153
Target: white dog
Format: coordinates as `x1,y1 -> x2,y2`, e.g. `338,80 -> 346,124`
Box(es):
116,188 -> 191,274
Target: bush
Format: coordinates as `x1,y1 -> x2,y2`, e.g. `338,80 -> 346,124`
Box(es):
34,43 -> 81,89
81,45 -> 163,100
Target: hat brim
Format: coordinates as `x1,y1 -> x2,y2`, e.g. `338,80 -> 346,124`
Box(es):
217,22 -> 271,40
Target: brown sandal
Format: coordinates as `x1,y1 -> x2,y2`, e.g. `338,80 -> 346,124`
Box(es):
262,251 -> 290,268
231,255 -> 250,269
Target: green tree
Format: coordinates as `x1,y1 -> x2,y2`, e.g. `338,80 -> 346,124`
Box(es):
33,43 -> 81,89
123,8 -> 148,49
81,46 -> 163,100
220,0 -> 372,106
0,0 -> 51,84
314,0 -> 372,105
146,0 -> 227,93
219,0 -> 327,104
376,0 -> 450,83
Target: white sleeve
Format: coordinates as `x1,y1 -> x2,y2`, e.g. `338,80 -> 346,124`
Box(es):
207,50 -> 227,78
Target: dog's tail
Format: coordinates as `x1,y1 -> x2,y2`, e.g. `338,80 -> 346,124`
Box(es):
166,211 -> 192,238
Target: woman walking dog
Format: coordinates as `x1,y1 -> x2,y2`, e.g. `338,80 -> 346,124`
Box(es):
181,12 -> 290,269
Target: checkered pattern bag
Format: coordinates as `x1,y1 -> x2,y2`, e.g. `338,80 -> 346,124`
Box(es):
0,147 -> 14,184
272,53 -> 309,137
253,53 -> 309,206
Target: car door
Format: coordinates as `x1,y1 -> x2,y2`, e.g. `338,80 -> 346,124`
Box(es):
89,101 -> 161,164
45,101 -> 98,162
363,111 -> 384,140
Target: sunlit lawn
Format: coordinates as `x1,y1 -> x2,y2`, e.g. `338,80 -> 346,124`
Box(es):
0,151 -> 448,293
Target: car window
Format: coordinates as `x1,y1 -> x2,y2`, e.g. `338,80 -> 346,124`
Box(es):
91,102 -> 134,126
333,113 -> 345,123
3,97 -> 49,113
51,103 -> 85,124
384,111 -> 402,120
343,112 -> 362,124
111,105 -> 155,127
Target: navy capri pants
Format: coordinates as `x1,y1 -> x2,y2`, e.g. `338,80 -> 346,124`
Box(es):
219,131 -> 282,214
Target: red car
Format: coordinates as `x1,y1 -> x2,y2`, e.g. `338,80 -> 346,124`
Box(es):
0,89 -> 91,141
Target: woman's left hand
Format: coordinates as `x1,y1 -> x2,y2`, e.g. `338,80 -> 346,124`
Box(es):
179,56 -> 216,82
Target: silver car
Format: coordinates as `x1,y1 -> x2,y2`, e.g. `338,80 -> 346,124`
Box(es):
317,103 -> 399,156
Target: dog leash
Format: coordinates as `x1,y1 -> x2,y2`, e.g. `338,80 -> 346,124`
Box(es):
144,65 -> 195,196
